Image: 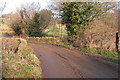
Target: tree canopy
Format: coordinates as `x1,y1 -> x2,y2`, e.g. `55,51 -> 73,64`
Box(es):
60,2 -> 116,42
10,2 -> 54,37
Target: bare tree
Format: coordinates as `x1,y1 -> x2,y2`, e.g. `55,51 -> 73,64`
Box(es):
38,9 -> 54,31
17,2 -> 41,19
10,2 -> 55,37
0,0 -> 7,17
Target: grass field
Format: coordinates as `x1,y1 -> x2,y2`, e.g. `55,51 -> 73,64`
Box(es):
44,27 -> 67,36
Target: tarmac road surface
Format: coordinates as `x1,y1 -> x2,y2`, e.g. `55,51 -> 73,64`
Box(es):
29,43 -> 118,78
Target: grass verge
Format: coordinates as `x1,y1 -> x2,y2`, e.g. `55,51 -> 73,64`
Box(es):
2,38 -> 42,78
40,41 -> 119,63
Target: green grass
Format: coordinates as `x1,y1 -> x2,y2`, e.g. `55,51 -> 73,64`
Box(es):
40,40 -> 119,63
0,33 -> 11,37
40,40 -> 74,48
78,47 -> 118,62
3,57 -> 40,78
0,75 -> 2,80
3,33 -> 11,37
2,38 -> 42,78
44,27 -> 67,36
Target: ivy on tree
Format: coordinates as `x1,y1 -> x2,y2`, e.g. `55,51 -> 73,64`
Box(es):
60,2 -> 115,42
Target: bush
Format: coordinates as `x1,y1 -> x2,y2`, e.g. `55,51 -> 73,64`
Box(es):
10,19 -> 23,36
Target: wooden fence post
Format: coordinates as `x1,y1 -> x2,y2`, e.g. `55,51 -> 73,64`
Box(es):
116,32 -> 119,52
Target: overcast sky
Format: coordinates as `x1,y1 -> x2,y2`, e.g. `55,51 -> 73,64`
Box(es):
1,0 -> 120,14
1,0 -> 52,14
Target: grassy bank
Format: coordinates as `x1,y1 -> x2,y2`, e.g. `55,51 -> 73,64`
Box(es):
0,33 -> 11,37
40,41 -> 119,63
2,38 -> 42,78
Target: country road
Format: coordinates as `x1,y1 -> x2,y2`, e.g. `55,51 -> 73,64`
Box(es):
29,43 -> 118,78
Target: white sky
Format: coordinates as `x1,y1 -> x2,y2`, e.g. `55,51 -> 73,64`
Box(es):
1,0 -> 120,14
1,0 -> 52,14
